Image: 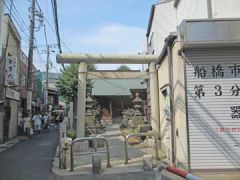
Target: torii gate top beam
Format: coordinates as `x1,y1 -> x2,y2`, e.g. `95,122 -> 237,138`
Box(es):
56,53 -> 158,64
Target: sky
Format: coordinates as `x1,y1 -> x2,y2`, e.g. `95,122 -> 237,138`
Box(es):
5,0 -> 159,72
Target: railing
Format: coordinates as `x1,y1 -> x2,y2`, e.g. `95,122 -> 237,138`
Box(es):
124,133 -> 160,164
155,163 -> 202,180
97,134 -> 127,162
70,137 -> 111,171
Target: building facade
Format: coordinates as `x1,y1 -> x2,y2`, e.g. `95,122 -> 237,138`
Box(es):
146,0 -> 240,179
0,14 -> 21,142
37,72 -> 60,111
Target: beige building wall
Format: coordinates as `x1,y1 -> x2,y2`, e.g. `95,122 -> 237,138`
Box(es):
157,41 -> 188,168
8,100 -> 18,138
2,16 -> 21,61
157,54 -> 171,160
171,42 -> 188,169
2,15 -> 21,139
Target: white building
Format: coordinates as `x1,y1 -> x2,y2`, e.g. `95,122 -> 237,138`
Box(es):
147,0 -> 240,55
176,0 -> 240,24
146,1 -> 240,179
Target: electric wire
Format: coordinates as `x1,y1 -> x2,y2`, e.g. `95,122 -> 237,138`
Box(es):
43,10 -> 72,53
11,0 -> 29,33
51,0 -> 61,53
3,0 -> 29,40
51,0 -> 65,70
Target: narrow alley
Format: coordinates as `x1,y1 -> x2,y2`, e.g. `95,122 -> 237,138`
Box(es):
0,127 -> 58,180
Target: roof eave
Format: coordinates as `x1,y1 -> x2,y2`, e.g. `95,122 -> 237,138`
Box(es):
146,5 -> 155,38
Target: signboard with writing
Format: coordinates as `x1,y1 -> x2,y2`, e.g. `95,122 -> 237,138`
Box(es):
27,91 -> 32,110
44,90 -> 48,106
5,56 -> 18,86
185,48 -> 240,170
6,87 -> 20,101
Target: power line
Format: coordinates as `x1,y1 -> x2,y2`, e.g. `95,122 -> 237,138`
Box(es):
43,24 -> 48,47
51,0 -> 66,70
43,11 -> 72,53
3,0 -> 29,40
51,0 -> 62,53
2,0 -> 31,46
11,0 -> 29,32
34,39 -> 47,67
35,0 -> 42,12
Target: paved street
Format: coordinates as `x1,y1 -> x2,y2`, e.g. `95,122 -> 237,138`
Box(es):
0,127 -> 59,180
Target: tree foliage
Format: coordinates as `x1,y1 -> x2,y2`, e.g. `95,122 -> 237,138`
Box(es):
57,64 -> 96,101
116,65 -> 131,71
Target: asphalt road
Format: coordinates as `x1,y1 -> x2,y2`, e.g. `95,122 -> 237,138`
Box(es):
0,127 -> 59,180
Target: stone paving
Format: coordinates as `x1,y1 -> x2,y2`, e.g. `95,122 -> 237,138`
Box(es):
54,124 -> 163,172
51,124 -> 183,180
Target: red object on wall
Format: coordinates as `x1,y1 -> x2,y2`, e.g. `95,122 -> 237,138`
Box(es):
166,166 -> 188,178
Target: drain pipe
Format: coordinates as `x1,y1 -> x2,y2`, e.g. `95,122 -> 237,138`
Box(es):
156,35 -> 177,165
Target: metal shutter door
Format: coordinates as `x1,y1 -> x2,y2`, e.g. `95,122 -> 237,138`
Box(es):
185,48 -> 240,170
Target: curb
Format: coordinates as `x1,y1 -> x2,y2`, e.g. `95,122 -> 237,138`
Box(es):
0,136 -> 28,153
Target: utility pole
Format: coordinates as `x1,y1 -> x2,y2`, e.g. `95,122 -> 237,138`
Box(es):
26,0 -> 36,117
44,45 -> 50,112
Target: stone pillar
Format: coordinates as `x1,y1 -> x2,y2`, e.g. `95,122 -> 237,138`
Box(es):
59,123 -> 67,138
59,137 -> 72,169
77,62 -> 87,137
69,102 -> 73,129
143,154 -> 153,170
149,62 -> 160,137
92,154 -> 101,173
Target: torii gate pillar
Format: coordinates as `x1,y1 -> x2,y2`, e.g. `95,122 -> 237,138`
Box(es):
77,62 -> 87,137
150,62 -> 160,137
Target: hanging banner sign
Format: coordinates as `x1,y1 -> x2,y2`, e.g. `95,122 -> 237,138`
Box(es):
27,91 -> 32,110
6,87 -> 20,101
44,90 -> 48,106
5,56 -> 18,86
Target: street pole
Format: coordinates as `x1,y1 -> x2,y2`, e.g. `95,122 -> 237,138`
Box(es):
26,0 -> 36,117
45,45 -> 50,112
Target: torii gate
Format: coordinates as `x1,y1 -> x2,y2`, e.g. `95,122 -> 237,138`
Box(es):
57,53 -> 159,138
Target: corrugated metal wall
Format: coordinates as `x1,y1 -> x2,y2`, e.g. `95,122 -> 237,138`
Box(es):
185,48 -> 240,170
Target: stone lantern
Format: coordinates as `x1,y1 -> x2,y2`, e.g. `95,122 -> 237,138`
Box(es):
132,92 -> 143,116
85,93 -> 96,136
85,93 -> 94,116
129,92 -> 144,129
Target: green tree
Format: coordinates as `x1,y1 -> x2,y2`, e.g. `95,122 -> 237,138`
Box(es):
57,64 -> 96,101
116,65 -> 131,71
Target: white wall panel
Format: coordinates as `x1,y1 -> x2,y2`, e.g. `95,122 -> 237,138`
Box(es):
185,48 -> 240,170
176,0 -> 208,25
212,0 -> 240,18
